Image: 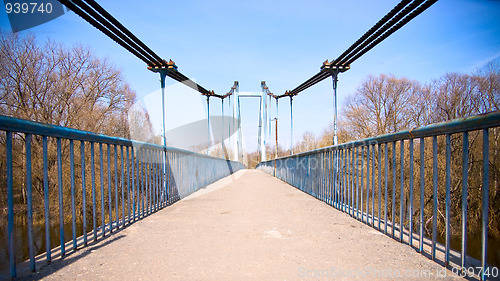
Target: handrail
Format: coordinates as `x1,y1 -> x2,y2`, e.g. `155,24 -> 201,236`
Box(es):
0,115 -> 244,278
0,114 -> 229,160
257,110 -> 500,281
267,110 -> 500,160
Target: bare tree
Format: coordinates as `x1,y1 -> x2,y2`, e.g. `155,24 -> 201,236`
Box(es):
0,30 -> 153,229
340,74 -> 423,140
0,30 -> 136,137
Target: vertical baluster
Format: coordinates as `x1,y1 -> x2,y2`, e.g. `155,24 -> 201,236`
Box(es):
81,141 -> 87,247
114,145 -> 119,229
342,149 -> 346,212
151,149 -> 155,211
137,148 -> 141,218
378,143 -> 382,231
461,132 -> 468,267
366,145 -> 370,223
347,148 -> 351,215
321,152 -> 324,202
121,146 -> 125,226
6,131 -> 16,277
43,136 -> 51,262
384,143 -> 389,235
25,134 -> 35,271
409,139 -> 414,247
371,144 -> 375,227
419,138 -> 425,253
432,135 -> 438,260
99,143 -> 105,238
126,146 -> 131,225
339,150 -> 343,210
107,144 -> 113,233
163,151 -> 167,205
351,148 -> 355,216
132,147 -> 137,221
445,134 -> 451,266
57,137 -> 65,257
145,149 -> 149,215
360,146 -> 364,222
400,140 -> 404,243
155,150 -> 159,210
392,141 -> 396,239
333,150 -> 338,208
356,147 -> 360,219
481,129 -> 489,281
141,148 -> 145,217
150,149 -> 154,212
91,142 -> 97,242
70,140 -> 77,250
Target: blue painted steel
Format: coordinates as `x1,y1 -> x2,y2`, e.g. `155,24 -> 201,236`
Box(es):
356,147 -> 360,219
461,132 -> 468,268
145,149 -> 149,215
445,134 -> 451,266
343,149 -> 347,212
91,142 -> 97,242
347,148 -> 351,215
399,140 -> 404,243
99,143 -> 105,238
57,138 -> 65,257
114,145 -> 119,229
351,148 -> 355,217
290,96 -> 293,155
419,138 -> 425,253
153,150 -> 157,211
1,114 -> 243,273
141,149 -> 145,218
378,144 -> 381,230
6,131 -> 15,277
481,129 -> 489,281
371,145 -> 375,227
26,134 -> 35,271
43,136 -> 51,261
121,146 -> 125,226
133,147 -> 138,221
333,150 -> 338,208
70,140 -> 77,250
340,149 -> 344,212
81,141 -> 87,247
384,143 -> 388,234
256,111 -> 500,275
409,139 -> 414,247
126,147 -> 131,224
366,145 -> 370,223
107,144 -> 113,233
392,141 -> 396,239
432,135 -> 438,260
360,146 -> 364,222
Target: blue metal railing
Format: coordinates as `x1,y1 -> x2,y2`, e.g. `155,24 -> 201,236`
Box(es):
257,111 -> 500,281
0,115 -> 243,278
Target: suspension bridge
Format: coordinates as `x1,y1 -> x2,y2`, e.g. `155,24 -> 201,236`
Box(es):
1,0 -> 498,280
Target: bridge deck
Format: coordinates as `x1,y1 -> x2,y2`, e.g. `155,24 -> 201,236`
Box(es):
23,170 -> 463,280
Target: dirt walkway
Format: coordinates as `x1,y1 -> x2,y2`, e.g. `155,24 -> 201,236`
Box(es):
23,170 -> 464,280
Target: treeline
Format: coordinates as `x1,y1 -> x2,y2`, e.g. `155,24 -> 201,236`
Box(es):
287,62 -> 500,241
0,31 -> 156,228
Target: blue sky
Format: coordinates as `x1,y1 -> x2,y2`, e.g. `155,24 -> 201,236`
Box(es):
1,0 -> 499,153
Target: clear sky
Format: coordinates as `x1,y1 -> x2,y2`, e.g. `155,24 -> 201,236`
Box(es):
1,0 -> 499,153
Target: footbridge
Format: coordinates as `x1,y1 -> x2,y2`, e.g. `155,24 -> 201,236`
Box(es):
1,0 -> 499,280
